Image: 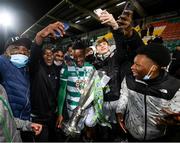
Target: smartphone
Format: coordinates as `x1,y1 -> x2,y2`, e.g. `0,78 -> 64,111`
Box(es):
94,8 -> 103,17
55,22 -> 70,38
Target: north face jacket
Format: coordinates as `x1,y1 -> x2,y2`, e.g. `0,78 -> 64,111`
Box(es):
116,71 -> 180,140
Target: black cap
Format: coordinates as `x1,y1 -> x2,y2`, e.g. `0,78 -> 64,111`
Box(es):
5,36 -> 32,50
137,43 -> 170,67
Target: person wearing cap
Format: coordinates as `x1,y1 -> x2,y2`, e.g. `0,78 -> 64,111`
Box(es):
116,43 -> 180,141
0,83 -> 42,142
0,35 -> 43,141
0,21 -> 65,141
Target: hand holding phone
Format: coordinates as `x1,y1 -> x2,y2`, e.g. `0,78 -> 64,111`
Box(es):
117,1 -> 133,36
94,8 -> 103,17
55,22 -> 70,38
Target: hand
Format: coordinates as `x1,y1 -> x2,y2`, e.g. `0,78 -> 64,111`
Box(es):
56,115 -> 64,128
156,108 -> 180,126
31,123 -> 43,135
117,10 -> 133,37
35,21 -> 65,45
117,113 -> 127,133
99,10 -> 119,30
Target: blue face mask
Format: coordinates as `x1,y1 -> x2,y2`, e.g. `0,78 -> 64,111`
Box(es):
143,74 -> 151,80
10,54 -> 29,68
143,65 -> 155,81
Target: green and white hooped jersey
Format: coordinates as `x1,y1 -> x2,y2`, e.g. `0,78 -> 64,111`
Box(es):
60,62 -> 95,112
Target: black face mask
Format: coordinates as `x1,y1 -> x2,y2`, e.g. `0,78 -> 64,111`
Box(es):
85,55 -> 95,63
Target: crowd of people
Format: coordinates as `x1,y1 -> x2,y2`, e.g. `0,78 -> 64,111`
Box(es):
0,6 -> 180,143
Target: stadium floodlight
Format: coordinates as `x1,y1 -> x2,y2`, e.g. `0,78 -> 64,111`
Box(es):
0,10 -> 13,27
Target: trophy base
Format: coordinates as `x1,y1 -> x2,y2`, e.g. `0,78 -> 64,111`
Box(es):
62,122 -> 81,137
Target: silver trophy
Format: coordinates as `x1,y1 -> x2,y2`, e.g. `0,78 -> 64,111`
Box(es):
62,70 -> 110,137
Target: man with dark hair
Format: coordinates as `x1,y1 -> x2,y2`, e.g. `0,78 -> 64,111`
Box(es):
56,40 -> 99,141
116,43 -> 180,141
30,45 -> 61,141
29,22 -> 66,142
53,47 -> 64,67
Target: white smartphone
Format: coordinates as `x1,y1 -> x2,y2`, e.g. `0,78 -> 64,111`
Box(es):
94,8 -> 103,17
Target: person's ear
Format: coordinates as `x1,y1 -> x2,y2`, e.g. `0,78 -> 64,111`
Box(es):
152,65 -> 158,72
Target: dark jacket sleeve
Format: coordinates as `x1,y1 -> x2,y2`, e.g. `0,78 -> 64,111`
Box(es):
28,43 -> 42,76
112,29 -> 144,64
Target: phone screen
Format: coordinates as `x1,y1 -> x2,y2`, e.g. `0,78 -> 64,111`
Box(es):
94,8 -> 103,17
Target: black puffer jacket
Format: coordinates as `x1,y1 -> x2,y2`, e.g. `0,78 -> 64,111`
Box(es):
29,43 -> 61,120
94,30 -> 144,101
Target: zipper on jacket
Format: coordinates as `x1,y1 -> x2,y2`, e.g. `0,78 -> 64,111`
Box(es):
143,87 -> 147,140
20,85 -> 30,119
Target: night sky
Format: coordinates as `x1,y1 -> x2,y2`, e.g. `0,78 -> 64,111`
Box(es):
0,0 -> 60,33
0,0 -> 60,52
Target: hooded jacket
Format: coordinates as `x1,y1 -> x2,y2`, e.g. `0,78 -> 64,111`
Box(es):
116,71 -> 180,140
94,30 -> 144,101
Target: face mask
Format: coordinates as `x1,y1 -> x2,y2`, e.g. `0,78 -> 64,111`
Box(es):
54,60 -> 63,66
143,65 -> 155,81
143,74 -> 151,80
70,55 -> 74,59
10,54 -> 29,68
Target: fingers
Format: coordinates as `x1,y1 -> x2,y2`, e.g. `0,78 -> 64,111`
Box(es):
101,19 -> 111,24
31,123 -> 43,135
119,122 -> 127,133
56,120 -> 62,128
47,22 -> 65,39
156,116 -> 177,126
162,108 -> 180,121
56,115 -> 64,128
162,108 -> 175,114
99,14 -> 112,22
35,21 -> 66,45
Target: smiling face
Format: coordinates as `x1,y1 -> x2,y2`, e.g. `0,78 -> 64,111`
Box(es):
131,54 -> 158,80
43,48 -> 54,66
54,50 -> 64,62
73,49 -> 86,67
96,41 -> 109,55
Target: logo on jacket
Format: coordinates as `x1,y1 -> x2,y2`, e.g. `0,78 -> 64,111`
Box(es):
159,89 -> 168,94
